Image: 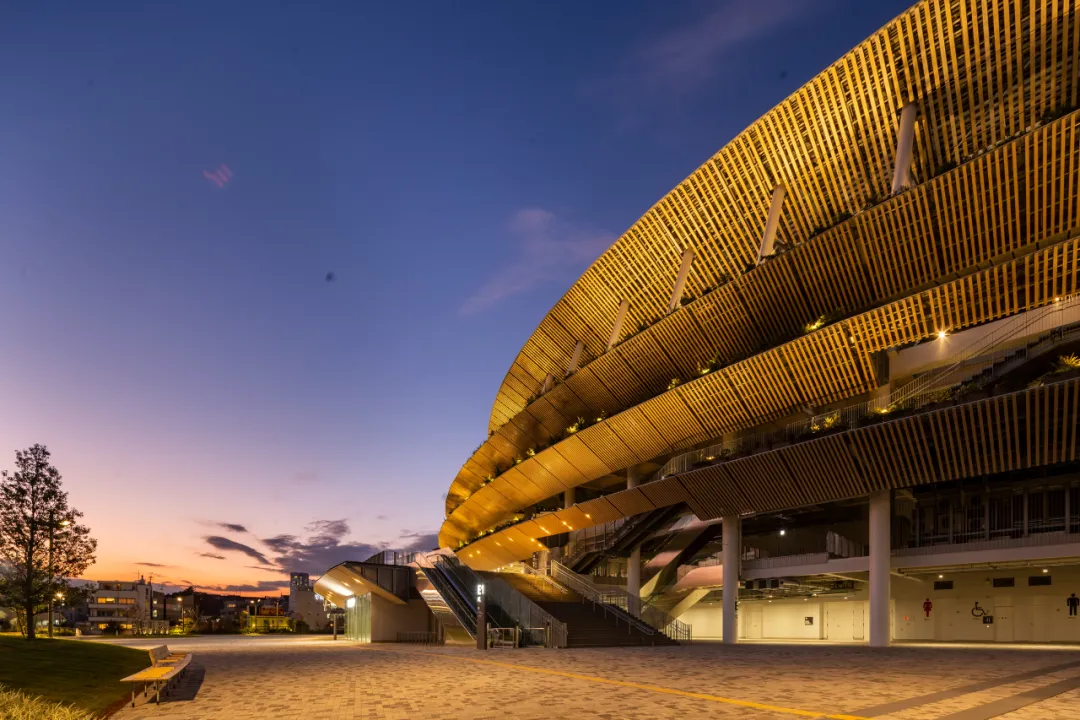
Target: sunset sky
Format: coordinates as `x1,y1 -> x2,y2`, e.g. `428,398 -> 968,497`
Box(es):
0,0 -> 911,595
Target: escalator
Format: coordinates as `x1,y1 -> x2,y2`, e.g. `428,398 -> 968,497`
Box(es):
417,556 -> 477,643
567,505 -> 685,574
418,554 -> 541,644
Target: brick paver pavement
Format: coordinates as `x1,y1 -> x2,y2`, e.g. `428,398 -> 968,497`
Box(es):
103,636 -> 1080,719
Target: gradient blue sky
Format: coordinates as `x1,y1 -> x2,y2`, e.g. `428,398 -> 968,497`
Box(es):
0,0 -> 912,593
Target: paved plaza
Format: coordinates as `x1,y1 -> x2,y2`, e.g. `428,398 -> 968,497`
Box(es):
104,636 -> 1080,720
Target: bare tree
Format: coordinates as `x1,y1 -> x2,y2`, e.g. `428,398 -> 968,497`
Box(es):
0,444 -> 97,640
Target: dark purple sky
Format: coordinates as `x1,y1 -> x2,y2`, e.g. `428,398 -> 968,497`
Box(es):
0,0 -> 912,592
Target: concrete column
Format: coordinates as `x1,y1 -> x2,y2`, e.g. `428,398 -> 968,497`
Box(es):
722,515 -> 740,644
756,186 -> 787,264
563,487 -> 576,510
565,341 -> 584,378
607,300 -> 630,350
668,249 -> 694,312
869,490 -> 891,648
890,102 -> 917,194
626,466 -> 642,598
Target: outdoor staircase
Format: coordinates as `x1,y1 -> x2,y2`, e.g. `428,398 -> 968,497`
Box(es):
492,571 -> 678,647
958,321 -> 1080,391
565,505 -> 684,574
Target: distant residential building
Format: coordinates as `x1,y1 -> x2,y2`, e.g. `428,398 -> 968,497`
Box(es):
290,572 -> 329,631
247,604 -> 292,632
84,577 -> 167,635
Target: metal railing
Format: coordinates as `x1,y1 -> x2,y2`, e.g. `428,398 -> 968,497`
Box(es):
420,556 -> 477,637
437,555 -> 567,648
482,572 -> 568,648
548,562 -> 692,643
563,519 -> 627,564
487,626 -> 520,648
826,531 -> 867,558
893,530 -> 1080,557
657,293 -> 1080,480
396,631 -> 442,645
885,294 -> 1080,410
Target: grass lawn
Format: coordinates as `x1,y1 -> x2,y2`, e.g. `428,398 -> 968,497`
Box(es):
0,635 -> 148,716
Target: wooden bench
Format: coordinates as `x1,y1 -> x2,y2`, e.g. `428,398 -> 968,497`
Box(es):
120,645 -> 193,707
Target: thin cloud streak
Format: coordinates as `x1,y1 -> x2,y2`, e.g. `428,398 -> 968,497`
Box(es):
460,208 -> 613,315
203,535 -> 271,565
595,0 -> 817,129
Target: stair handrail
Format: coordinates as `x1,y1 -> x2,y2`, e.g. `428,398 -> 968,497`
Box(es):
882,293 -> 1080,411
546,561 -> 655,637
441,555 -> 568,648
564,509 -> 670,571
549,561 -> 691,641
978,320 -> 1080,387
418,554 -> 477,637
482,572 -> 568,648
503,561 -> 573,599
656,293 -> 1080,480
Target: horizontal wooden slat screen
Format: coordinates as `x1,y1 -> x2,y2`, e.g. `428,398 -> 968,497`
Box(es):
483,0 -> 1080,436
452,112 -> 1080,515
452,378 -> 1080,559
441,238 -> 1080,545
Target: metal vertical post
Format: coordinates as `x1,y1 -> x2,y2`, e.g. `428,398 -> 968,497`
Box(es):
476,582 -> 487,650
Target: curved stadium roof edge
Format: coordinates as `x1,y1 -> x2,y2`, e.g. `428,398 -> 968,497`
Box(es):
442,0 -> 1080,549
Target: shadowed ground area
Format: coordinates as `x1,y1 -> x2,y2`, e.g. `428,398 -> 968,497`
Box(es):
0,635 -> 148,716
104,635 -> 1080,720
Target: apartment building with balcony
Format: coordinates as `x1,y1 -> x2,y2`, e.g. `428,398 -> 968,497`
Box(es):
84,577 -> 167,635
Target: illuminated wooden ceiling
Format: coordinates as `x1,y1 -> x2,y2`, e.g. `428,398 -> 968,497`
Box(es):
441,234 -> 1080,548
457,376 -> 1080,570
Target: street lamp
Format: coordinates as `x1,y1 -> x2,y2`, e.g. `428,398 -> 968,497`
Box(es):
47,515 -> 72,638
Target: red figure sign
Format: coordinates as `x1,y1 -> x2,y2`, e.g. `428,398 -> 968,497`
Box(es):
923,598 -> 933,618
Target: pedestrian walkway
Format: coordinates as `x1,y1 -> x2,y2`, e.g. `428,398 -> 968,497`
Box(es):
106,636 -> 1080,719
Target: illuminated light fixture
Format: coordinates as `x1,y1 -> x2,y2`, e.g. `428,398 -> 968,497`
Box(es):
346,596 -> 356,609
1042,568 -> 1049,573
937,330 -> 948,340
779,529 -> 786,536
938,574 -> 944,579
566,526 -> 572,530
584,513 -> 591,519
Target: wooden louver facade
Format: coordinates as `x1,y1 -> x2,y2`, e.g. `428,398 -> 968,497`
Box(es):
442,0 -> 1080,554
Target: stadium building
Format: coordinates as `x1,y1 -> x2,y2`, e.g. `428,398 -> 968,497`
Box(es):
321,0 -> 1080,647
